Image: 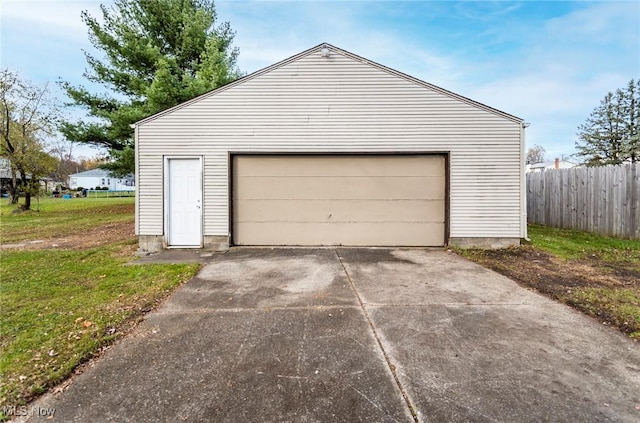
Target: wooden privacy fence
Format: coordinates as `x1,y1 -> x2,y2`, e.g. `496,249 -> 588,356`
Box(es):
526,163 -> 639,239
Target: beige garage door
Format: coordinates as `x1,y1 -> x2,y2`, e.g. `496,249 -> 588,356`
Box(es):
232,155 -> 445,246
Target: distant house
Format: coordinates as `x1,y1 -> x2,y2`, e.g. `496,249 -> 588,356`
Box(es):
0,159 -> 62,196
1,159 -> 16,193
526,158 -> 578,173
1,158 -> 31,195
68,169 -> 135,191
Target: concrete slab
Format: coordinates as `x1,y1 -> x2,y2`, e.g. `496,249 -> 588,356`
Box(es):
337,248 -> 640,423
369,305 -> 640,422
23,308 -> 410,422
18,247 -> 640,423
131,248 -> 222,264
337,248 -> 548,306
165,248 -> 357,310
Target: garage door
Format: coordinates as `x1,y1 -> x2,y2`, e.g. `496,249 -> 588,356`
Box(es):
232,155 -> 445,246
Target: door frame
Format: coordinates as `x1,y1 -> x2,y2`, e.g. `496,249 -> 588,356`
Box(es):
164,155 -> 203,248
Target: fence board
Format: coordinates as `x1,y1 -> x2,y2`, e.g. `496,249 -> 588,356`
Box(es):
526,163 -> 640,239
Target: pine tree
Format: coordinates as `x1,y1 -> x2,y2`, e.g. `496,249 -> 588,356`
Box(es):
576,79 -> 640,166
621,79 -> 640,163
60,0 -> 241,175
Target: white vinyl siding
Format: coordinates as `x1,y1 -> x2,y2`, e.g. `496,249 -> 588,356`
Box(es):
136,47 -> 523,240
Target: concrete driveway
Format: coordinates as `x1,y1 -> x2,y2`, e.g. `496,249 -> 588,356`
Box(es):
20,248 -> 640,422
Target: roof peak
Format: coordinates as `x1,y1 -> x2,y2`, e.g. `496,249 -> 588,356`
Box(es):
135,42 -> 524,126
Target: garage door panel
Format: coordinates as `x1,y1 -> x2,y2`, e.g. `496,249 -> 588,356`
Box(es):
233,155 -> 445,246
234,176 -> 445,200
236,155 -> 444,177
235,199 -> 445,222
235,222 -> 445,246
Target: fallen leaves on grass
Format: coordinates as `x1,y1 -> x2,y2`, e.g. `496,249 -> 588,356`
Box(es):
460,245 -> 640,339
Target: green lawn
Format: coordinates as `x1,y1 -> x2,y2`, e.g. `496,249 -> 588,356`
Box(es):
84,190 -> 135,198
0,197 -> 200,415
459,224 -> 640,339
530,225 -> 640,339
0,197 -> 135,243
528,224 -> 640,268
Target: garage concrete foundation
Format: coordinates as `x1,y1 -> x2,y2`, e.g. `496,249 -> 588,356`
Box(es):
140,236 -> 520,252
203,235 -> 230,251
138,235 -> 230,253
137,235 -> 164,253
450,237 -> 520,249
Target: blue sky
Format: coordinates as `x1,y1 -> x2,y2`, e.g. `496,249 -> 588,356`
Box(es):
1,0 -> 639,161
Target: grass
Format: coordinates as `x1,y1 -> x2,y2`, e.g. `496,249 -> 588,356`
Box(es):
458,224 -> 640,339
83,190 -> 135,198
566,288 -> 640,335
0,197 -> 135,243
528,224 -> 640,267
0,197 -> 200,416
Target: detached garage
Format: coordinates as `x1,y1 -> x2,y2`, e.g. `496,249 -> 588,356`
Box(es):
133,43 -> 527,252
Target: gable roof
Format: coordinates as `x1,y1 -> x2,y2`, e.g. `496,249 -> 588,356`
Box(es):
134,42 -> 523,127
70,169 -> 134,179
0,158 -> 31,179
70,168 -> 110,178
0,169 -> 30,180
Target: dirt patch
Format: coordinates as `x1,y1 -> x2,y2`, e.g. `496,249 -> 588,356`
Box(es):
0,221 -> 136,251
461,246 -> 640,338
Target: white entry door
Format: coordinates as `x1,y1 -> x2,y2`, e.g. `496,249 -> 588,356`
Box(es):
167,158 -> 202,247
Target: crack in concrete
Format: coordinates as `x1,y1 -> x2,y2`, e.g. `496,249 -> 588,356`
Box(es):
155,304 -> 360,314
362,302 -> 537,307
335,248 -> 419,423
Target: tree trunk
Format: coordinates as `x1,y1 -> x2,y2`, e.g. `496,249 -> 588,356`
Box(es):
19,173 -> 30,211
23,192 -> 31,211
9,189 -> 18,204
8,168 -> 18,204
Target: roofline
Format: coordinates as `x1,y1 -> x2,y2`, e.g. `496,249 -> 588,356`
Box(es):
68,170 -> 109,177
134,42 -> 524,126
69,169 -> 135,178
331,44 -> 524,123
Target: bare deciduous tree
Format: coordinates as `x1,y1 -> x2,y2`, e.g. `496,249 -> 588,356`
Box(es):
0,69 -> 59,210
526,144 -> 546,164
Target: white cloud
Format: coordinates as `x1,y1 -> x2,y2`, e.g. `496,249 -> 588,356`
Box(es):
454,1 -> 639,156
545,1 -> 639,45
453,1 -> 524,21
463,71 -> 629,157
220,1 -> 463,88
1,0 -> 102,36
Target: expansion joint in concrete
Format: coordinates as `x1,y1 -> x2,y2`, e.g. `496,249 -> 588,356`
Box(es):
334,248 -> 419,423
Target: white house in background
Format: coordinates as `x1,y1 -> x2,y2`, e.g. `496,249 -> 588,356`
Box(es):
526,158 -> 579,173
68,169 -> 135,191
